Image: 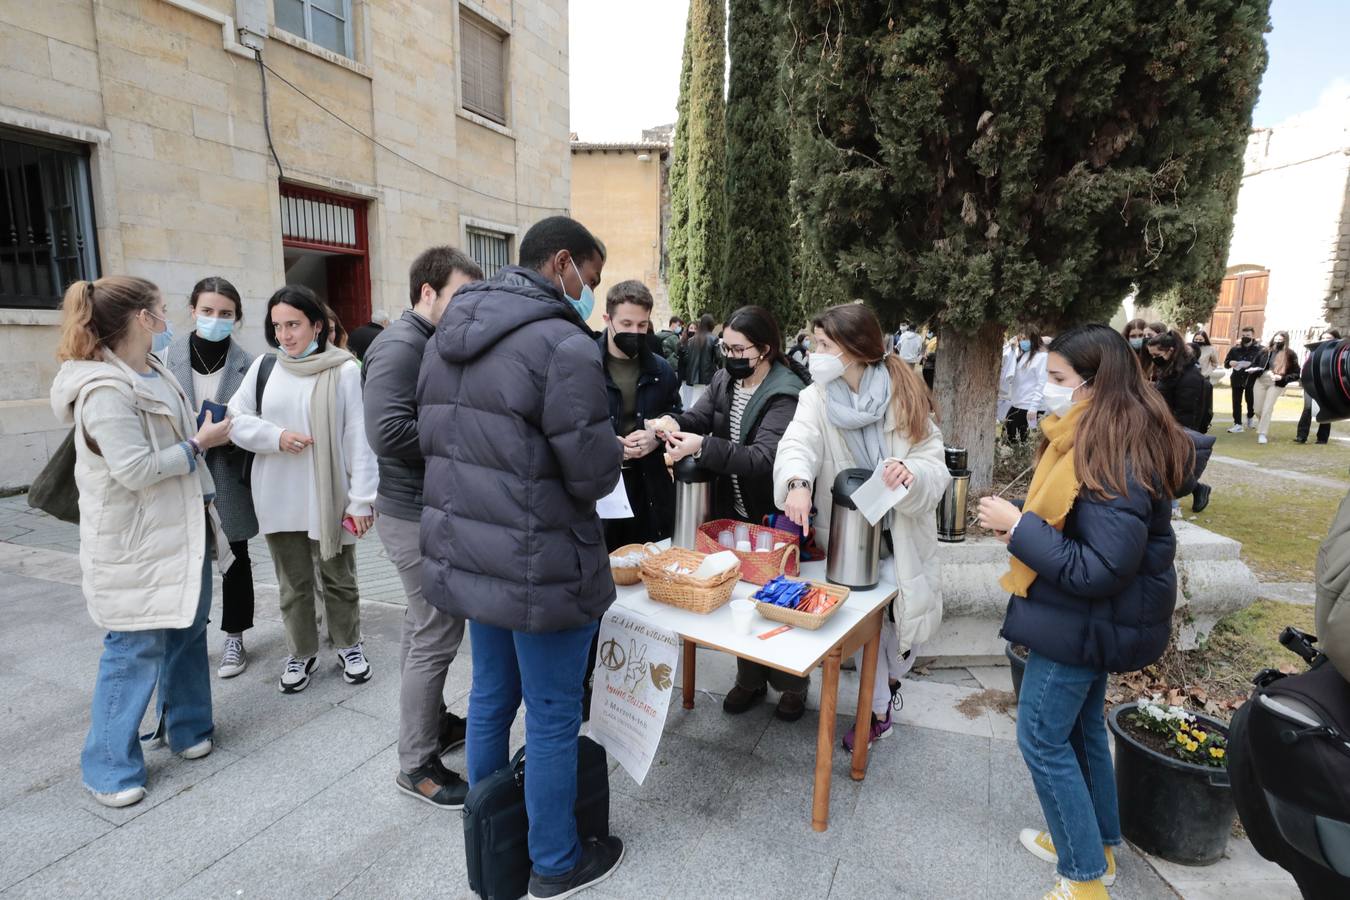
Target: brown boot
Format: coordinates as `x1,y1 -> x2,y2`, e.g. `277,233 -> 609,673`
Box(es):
774,690 -> 807,722
722,683 -> 767,714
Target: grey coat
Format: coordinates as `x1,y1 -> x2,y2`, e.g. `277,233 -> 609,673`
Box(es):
362,310 -> 435,521
165,334 -> 259,543
417,266 -> 623,633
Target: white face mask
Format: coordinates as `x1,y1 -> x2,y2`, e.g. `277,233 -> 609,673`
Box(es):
1043,379 -> 1088,417
809,351 -> 846,385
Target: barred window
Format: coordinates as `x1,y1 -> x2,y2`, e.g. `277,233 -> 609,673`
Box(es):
466,227 -> 510,279
0,129 -> 99,310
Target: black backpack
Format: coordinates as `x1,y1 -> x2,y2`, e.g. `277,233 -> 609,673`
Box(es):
240,354 -> 276,488
462,736 -> 610,900
1229,628 -> 1350,897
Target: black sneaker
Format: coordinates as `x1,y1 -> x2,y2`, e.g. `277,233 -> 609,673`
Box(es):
1191,482 -> 1212,514
395,758 -> 468,809
437,710 -> 467,755
527,836 -> 625,900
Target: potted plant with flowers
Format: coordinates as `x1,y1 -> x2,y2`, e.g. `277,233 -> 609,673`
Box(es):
1107,697 -> 1235,865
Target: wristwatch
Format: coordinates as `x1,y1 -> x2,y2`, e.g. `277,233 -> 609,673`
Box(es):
788,478 -> 811,493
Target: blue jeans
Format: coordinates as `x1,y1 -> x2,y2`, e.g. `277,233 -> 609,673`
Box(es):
466,619 -> 598,878
81,550 -> 214,793
1016,651 -> 1121,881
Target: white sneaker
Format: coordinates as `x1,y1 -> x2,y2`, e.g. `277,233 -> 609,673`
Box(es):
1258,434 -> 1268,444
1227,424 -> 1245,433
91,786 -> 145,808
1246,417 -> 1256,429
218,636 -> 247,678
279,655 -> 317,694
180,738 -> 213,760
337,643 -> 372,684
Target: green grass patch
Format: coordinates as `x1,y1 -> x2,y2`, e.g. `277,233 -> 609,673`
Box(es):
1187,473 -> 1339,581
1182,600 -> 1317,699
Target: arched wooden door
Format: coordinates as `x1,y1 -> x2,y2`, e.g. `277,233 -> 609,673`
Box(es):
1208,269 -> 1268,356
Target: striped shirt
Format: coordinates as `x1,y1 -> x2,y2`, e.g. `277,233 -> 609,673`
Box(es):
728,380 -> 760,518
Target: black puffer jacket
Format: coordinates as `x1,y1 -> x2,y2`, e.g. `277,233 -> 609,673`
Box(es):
1000,469 -> 1177,673
1155,361 -> 1206,431
417,266 -> 623,633
674,363 -> 806,523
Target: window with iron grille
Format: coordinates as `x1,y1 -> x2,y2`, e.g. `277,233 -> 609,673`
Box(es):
467,227 -> 510,279
275,0 -> 353,58
0,129 -> 99,310
460,11 -> 508,124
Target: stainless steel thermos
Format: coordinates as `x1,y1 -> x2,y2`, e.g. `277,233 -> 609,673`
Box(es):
825,468 -> 882,589
937,446 -> 970,542
672,457 -> 714,549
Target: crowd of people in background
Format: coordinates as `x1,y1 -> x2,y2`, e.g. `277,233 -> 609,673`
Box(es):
49,209 -> 1343,898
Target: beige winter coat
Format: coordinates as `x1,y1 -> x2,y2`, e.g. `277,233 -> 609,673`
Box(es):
50,350 -> 231,631
773,383 -> 950,653
1315,489 -> 1350,679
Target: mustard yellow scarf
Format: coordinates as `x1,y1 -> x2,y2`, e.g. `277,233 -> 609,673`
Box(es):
999,401 -> 1088,597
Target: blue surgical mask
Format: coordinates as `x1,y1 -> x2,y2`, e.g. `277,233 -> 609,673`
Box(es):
1129,337 -> 1144,350
196,315 -> 234,342
559,260 -> 595,321
284,339 -> 319,360
148,312 -> 174,355
1018,339 -> 1032,352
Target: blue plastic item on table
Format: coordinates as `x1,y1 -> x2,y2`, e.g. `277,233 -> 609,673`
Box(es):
754,576 -> 809,608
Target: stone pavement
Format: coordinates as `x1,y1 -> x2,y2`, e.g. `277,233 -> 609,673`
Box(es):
0,495 -> 1298,899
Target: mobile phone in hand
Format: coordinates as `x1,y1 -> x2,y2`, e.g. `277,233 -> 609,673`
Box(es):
342,515 -> 359,535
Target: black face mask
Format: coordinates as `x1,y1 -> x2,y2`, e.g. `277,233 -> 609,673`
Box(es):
612,331 -> 645,359
723,356 -> 757,380
1240,337 -> 1253,346
1273,340 -> 1285,349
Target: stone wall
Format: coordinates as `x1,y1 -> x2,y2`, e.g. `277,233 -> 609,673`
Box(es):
0,0 -> 570,490
1226,91 -> 1350,340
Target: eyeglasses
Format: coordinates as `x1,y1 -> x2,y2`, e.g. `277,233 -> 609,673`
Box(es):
717,339 -> 758,358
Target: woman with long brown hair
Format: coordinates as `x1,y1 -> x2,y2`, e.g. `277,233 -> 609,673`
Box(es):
50,276 -> 235,807
977,323 -> 1192,898
1252,330 -> 1299,444
774,303 -> 949,751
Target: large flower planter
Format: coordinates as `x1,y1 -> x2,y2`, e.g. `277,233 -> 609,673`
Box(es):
1107,703 -> 1235,865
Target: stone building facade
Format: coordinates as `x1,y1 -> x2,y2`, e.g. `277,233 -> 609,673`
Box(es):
0,0 -> 570,489
569,133 -> 672,330
1205,90 -> 1350,352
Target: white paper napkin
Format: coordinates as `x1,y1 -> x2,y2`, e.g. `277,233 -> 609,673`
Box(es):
850,459 -> 909,526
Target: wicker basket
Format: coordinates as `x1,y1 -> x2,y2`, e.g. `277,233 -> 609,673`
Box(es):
639,547 -> 741,614
609,543 -> 660,586
753,578 -> 851,631
695,520 -> 801,585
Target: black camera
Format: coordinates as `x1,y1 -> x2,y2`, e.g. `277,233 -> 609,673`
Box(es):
1302,338 -> 1350,422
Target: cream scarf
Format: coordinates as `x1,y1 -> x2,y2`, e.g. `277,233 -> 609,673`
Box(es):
276,346 -> 355,560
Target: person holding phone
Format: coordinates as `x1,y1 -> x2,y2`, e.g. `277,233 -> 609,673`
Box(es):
165,277 -> 260,679
228,285 -> 378,694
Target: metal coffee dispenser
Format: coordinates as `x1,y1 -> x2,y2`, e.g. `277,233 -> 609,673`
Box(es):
825,468 -> 881,589
937,446 -> 970,542
672,457 -> 714,549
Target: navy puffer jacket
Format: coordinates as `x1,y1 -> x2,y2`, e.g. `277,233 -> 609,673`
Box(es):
1000,470 -> 1177,672
417,266 -> 623,633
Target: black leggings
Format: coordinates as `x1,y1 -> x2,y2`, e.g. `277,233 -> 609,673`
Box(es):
220,539 -> 255,634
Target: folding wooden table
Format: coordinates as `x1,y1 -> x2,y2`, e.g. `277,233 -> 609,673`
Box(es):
610,556 -> 897,831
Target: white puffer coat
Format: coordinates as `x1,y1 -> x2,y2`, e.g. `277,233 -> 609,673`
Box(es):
773,383 -> 950,653
50,350 -> 231,631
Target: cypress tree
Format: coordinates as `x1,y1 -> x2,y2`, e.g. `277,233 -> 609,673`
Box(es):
667,4 -> 694,319
685,0 -> 728,320
725,0 -> 792,321
783,0 -> 1269,491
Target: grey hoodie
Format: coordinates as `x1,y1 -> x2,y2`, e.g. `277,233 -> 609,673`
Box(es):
416,266 -> 623,633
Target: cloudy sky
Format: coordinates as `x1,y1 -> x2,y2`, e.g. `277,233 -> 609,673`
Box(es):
567,0 -> 1347,143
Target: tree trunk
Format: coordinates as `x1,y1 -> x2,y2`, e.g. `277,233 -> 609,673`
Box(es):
933,323 -> 1005,496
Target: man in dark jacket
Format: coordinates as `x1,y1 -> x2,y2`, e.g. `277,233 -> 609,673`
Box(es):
598,280 -> 682,550
347,311 -> 389,362
363,246 -> 482,809
656,315 -> 684,372
1224,326 -> 1263,431
417,216 -> 624,897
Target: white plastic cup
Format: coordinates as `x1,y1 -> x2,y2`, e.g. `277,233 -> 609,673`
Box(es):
718,529 -> 736,548
729,598 -> 755,634
735,540 -> 752,553
734,523 -> 751,545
